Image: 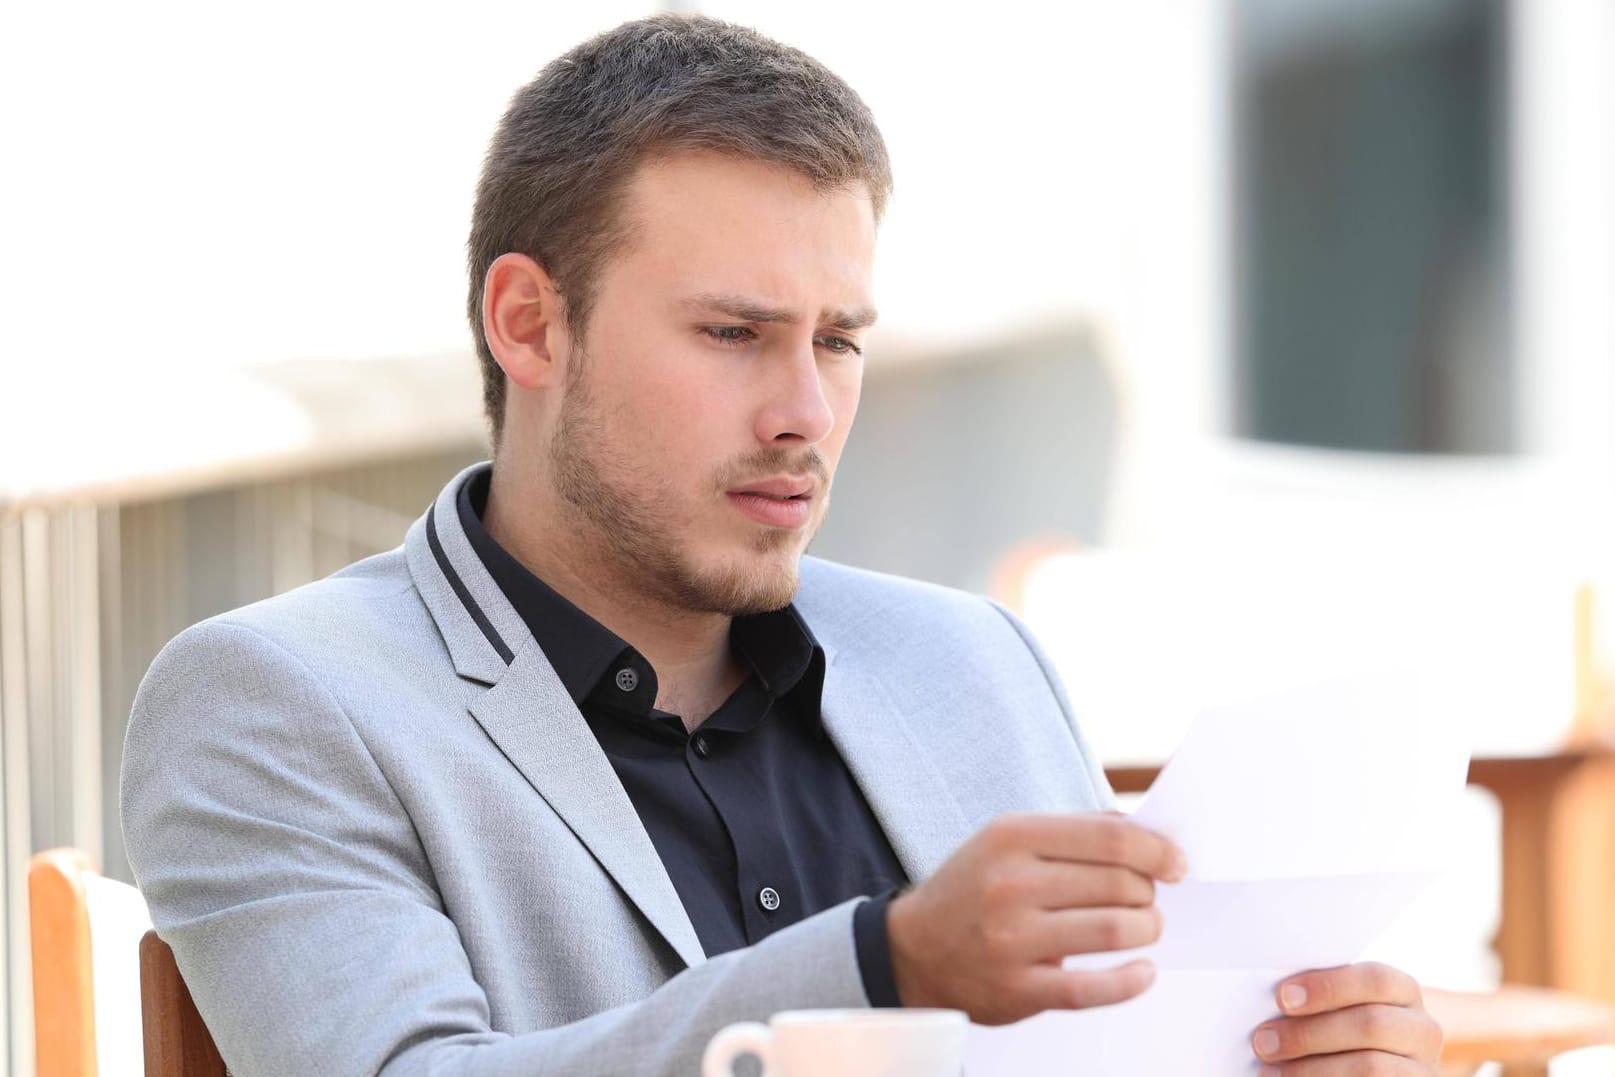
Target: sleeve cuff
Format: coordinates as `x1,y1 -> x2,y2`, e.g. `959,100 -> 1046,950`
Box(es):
853,890 -> 903,1007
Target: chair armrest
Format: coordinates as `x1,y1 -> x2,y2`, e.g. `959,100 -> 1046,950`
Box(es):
1427,984 -> 1614,1068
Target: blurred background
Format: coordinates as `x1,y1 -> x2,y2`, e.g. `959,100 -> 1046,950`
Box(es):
2,0 -> 1612,1073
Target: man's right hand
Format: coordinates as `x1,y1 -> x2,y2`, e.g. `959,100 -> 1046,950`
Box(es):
885,812 -> 1186,1025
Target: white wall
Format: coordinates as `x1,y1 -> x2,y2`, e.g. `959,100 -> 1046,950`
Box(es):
1,1 -> 649,383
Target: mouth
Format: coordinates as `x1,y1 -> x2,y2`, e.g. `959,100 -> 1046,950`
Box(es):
726,476 -> 817,528
728,476 -> 816,501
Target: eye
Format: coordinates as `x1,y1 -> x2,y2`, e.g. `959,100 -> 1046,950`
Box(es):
815,334 -> 864,357
703,325 -> 758,347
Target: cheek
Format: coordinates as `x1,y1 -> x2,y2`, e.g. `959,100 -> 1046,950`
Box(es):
623,363 -> 736,472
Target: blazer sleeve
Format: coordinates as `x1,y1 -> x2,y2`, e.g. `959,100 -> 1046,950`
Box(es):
121,619 -> 873,1077
985,597 -> 1118,811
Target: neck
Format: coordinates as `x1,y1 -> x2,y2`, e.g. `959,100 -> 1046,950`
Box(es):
482,462 -> 743,726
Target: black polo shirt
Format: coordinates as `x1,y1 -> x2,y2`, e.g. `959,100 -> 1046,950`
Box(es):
458,472 -> 906,1004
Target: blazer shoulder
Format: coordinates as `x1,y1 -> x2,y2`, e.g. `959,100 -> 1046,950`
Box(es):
123,547 -> 435,803
141,546 -> 429,693
797,556 -> 993,613
795,556 -> 1012,640
795,559 -> 1114,810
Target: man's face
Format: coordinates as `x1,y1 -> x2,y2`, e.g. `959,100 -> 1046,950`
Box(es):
547,151 -> 877,616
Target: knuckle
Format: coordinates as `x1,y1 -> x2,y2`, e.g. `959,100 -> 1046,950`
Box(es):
980,917 -> 1022,961
1356,1004 -> 1395,1041
1110,908 -> 1158,950
1362,1053 -> 1400,1077
1092,915 -> 1126,952
1143,904 -> 1165,944
1099,866 -> 1152,906
1088,865 -> 1120,903
1096,822 -> 1132,864
1278,1020 -> 1308,1057
980,866 -> 1022,913
1362,961 -> 1400,998
1062,973 -> 1101,1009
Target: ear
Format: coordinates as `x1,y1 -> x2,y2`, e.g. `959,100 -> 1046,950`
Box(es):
483,252 -> 569,391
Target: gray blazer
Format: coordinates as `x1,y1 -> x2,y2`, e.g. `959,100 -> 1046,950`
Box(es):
121,462 -> 1113,1076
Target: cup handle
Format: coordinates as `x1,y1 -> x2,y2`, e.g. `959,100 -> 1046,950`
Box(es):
702,1021 -> 776,1077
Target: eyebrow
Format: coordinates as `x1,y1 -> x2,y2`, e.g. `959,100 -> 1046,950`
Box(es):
682,292 -> 879,332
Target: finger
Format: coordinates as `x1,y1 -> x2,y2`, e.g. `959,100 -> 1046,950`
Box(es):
997,905 -> 1164,963
1253,1004 -> 1444,1064
1023,958 -> 1157,1014
1276,962 -> 1424,1017
1026,860 -> 1158,910
1001,813 -> 1187,882
1255,1050 -> 1428,1076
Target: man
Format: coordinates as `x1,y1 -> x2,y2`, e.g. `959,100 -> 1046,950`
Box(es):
122,14 -> 1442,1075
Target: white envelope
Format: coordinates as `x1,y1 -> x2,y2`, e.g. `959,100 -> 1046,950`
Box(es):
967,675 -> 1470,1076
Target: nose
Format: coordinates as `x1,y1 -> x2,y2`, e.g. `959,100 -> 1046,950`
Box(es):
753,339 -> 836,446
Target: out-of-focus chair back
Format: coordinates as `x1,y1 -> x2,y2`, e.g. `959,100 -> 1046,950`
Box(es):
139,930 -> 225,1077
27,847 -> 152,1077
1572,579 -> 1615,740
28,848 -> 95,1076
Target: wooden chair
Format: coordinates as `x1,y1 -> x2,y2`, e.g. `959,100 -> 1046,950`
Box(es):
130,909 -> 1612,1077
1430,985 -> 1615,1076
140,931 -> 226,1077
38,843 -> 1615,1077
27,848 -> 152,1077
28,849 -> 97,1077
132,943 -> 1612,1077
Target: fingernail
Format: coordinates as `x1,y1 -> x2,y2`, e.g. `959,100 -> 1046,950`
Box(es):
1169,851 -> 1188,882
1253,1029 -> 1280,1058
1279,983 -> 1307,1012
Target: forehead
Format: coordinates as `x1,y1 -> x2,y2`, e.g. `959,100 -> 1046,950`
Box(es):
609,151 -> 878,307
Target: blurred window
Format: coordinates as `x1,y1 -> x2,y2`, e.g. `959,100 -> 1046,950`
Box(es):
1233,0 -> 1514,454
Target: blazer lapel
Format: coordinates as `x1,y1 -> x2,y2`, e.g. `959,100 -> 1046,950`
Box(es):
408,463 -> 706,970
469,651 -> 707,970
819,647 -> 974,883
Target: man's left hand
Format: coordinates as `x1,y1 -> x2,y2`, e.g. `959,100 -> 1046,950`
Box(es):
1251,962 -> 1444,1074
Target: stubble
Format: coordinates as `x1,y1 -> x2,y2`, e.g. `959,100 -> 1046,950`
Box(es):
548,354 -> 828,616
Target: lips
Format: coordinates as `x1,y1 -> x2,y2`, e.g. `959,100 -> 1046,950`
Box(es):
727,475 -> 816,529
729,476 -> 815,501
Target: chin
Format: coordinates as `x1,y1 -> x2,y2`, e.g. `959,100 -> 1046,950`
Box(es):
674,543 -> 803,617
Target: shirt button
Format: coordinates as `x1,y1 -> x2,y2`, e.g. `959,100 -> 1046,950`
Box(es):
614,668 -> 639,692
758,886 -> 781,912
692,733 -> 711,758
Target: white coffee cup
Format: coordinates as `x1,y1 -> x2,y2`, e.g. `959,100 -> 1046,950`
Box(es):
702,1008 -> 967,1077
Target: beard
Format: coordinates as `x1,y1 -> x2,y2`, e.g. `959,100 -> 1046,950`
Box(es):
548,353 -> 829,617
